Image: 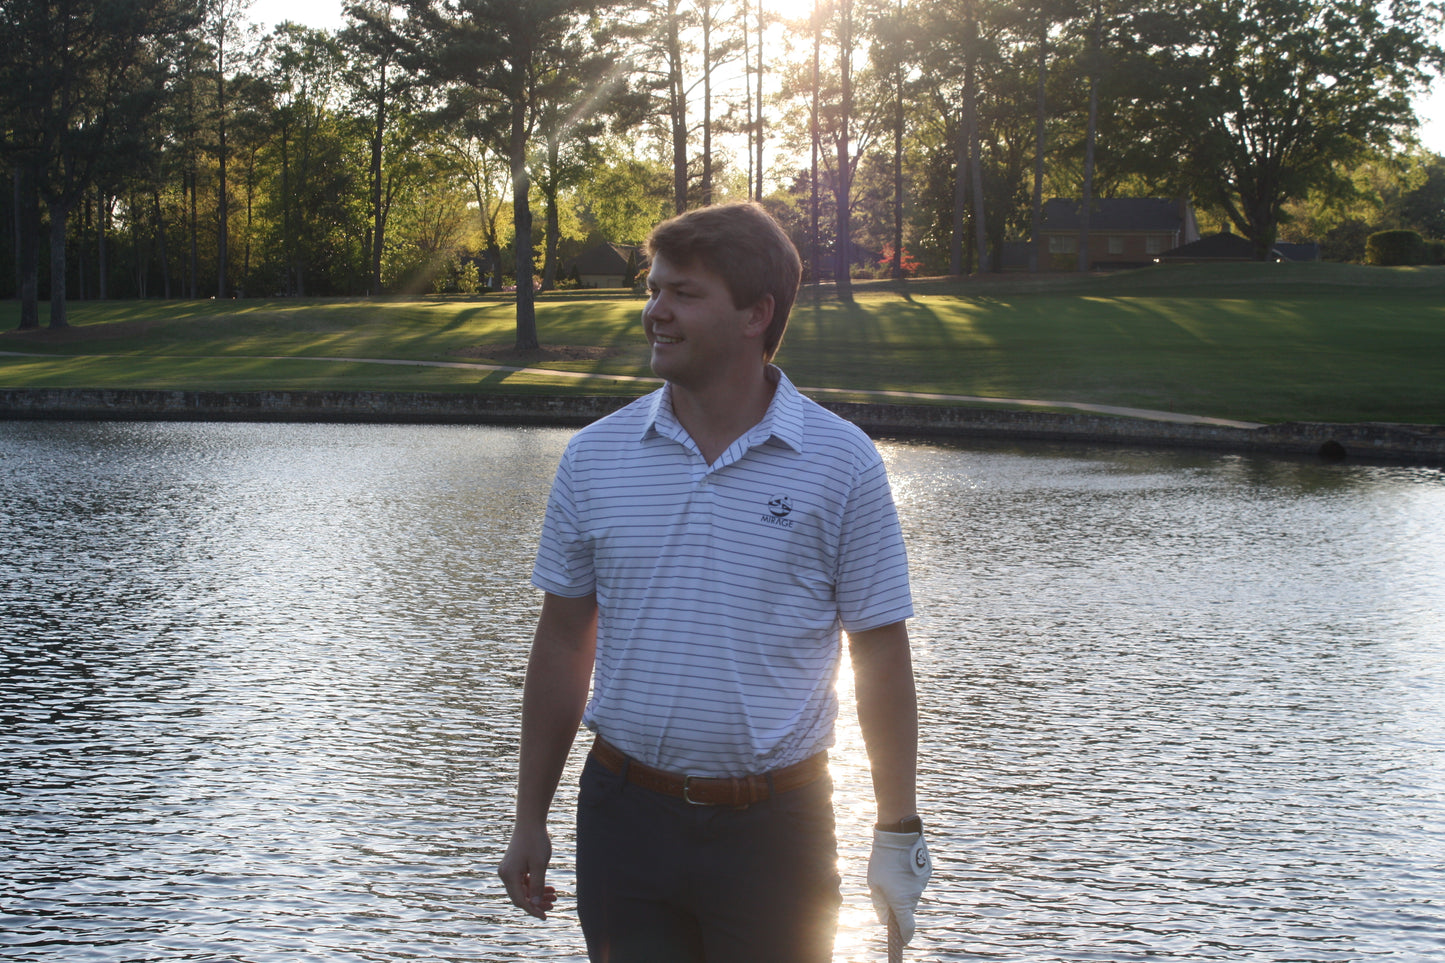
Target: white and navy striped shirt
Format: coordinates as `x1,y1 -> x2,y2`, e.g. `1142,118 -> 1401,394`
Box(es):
532,367 -> 913,777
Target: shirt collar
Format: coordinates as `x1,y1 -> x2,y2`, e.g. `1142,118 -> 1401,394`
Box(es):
641,365 -> 807,454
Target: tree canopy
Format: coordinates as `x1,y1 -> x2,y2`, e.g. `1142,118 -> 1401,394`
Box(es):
4,0 -> 1443,334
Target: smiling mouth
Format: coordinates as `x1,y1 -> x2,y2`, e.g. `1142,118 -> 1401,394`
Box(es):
654,335 -> 683,344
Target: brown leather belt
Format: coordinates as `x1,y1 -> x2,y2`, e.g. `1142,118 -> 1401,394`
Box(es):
589,735 -> 828,807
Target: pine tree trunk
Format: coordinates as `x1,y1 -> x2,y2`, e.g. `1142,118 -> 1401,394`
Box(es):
754,0 -> 764,201
1078,10 -> 1100,272
542,136 -> 561,291
511,103 -> 539,351
217,67 -> 229,299
47,197 -> 70,328
951,115 -> 965,275
98,192 -> 109,300
891,5 -> 904,283
965,8 -> 987,273
370,71 -> 386,295
668,0 -> 687,213
1029,18 -> 1047,274
809,5 -> 821,292
154,189 -> 171,299
834,0 -> 854,302
701,1 -> 714,206
188,166 -> 199,299
15,162 -> 41,329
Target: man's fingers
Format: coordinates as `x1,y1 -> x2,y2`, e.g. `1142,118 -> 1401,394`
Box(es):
524,869 -> 552,918
499,828 -> 556,919
533,882 -> 558,914
506,872 -> 549,919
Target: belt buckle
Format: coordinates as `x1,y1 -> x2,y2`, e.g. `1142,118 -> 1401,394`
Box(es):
682,774 -> 709,806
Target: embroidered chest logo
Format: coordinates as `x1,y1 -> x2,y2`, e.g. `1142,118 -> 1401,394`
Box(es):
762,495 -> 796,528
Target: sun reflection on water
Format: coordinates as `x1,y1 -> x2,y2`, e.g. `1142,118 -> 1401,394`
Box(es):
3,423 -> 1443,962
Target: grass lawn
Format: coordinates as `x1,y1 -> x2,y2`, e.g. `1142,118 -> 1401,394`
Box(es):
2,261 -> 1442,425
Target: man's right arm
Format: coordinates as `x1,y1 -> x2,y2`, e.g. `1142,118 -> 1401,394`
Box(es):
497,591 -> 599,920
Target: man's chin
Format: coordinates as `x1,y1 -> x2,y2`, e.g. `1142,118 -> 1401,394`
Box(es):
649,348 -> 677,381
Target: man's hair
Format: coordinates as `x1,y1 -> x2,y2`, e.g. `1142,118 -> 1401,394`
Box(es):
645,202 -> 802,363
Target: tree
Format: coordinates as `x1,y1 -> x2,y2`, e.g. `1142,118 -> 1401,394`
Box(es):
445,128 -> 511,289
696,0 -> 744,205
262,22 -> 351,296
868,0 -> 919,280
833,0 -> 857,298
342,1 -> 421,296
572,140 -> 674,245
395,0 -> 638,350
749,0 -> 766,201
207,0 -> 259,298
530,27 -> 645,289
917,0 -> 991,274
1164,0 -> 1444,260
0,0 -> 200,328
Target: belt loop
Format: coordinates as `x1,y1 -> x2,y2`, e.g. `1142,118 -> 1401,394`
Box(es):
617,756 -> 631,796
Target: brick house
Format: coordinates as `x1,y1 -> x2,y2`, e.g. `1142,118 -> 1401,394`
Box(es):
1037,198 -> 1200,271
566,241 -> 645,288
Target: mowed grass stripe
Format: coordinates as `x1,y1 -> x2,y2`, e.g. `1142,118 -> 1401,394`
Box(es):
3,262 -> 1441,425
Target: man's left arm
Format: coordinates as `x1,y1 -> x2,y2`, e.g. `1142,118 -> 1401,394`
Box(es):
850,620 -> 918,822
850,620 -> 931,945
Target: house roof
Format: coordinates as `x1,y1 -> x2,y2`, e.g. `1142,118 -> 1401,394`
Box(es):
570,242 -> 643,275
1041,198 -> 1188,233
1274,241 -> 1320,262
1158,231 -> 1275,261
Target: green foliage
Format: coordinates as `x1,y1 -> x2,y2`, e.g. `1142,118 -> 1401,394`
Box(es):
1157,0 -> 1443,259
4,0 -> 1443,319
1280,149 -> 1445,262
1366,229 -> 1429,266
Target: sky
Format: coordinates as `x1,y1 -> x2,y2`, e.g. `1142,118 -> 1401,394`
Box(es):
249,0 -> 1445,155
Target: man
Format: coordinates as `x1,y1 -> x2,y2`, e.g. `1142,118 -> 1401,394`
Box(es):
498,202 -> 929,961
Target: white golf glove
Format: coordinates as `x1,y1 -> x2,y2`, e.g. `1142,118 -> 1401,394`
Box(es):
867,826 -> 931,944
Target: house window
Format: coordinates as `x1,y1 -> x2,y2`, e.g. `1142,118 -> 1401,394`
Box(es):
1048,235 -> 1078,254
1145,236 -> 1164,255
1107,236 -> 1124,255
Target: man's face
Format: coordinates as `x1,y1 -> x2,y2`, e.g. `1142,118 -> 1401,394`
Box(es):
642,252 -> 769,389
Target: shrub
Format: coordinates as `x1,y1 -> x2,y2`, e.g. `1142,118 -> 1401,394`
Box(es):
1365,229 -> 1428,266
1427,239 -> 1445,265
878,245 -> 923,278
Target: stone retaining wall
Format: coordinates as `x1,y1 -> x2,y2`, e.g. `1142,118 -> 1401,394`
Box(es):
2,387 -> 1442,466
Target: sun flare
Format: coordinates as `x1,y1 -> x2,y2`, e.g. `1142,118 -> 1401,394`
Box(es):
762,0 -> 827,27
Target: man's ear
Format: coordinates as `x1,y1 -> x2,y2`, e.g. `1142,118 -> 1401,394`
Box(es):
744,294 -> 775,338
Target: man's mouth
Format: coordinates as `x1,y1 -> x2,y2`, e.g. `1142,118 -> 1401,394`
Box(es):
654,335 -> 683,344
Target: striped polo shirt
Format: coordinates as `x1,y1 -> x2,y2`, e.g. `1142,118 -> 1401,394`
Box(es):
532,367 -> 913,777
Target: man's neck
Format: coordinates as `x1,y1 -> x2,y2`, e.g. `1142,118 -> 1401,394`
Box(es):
670,365 -> 778,465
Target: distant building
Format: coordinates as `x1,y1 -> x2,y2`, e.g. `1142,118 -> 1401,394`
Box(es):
1156,231 -> 1271,263
1036,198 -> 1200,271
1273,241 -> 1321,262
566,242 -> 644,288
1156,232 -> 1321,263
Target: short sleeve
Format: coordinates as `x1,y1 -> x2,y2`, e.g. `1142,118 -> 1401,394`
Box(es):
834,447 -> 914,632
531,443 -> 596,597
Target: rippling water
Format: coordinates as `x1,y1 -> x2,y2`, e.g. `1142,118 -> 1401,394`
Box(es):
2,421 -> 1442,962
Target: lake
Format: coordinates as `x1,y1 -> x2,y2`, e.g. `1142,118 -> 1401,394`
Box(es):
2,420 -> 1442,961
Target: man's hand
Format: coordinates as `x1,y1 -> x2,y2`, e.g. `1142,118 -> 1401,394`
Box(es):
867,827 -> 931,944
498,821 -> 558,919
498,592 -> 597,921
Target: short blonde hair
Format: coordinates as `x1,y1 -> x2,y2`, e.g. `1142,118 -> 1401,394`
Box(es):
646,203 -> 802,362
